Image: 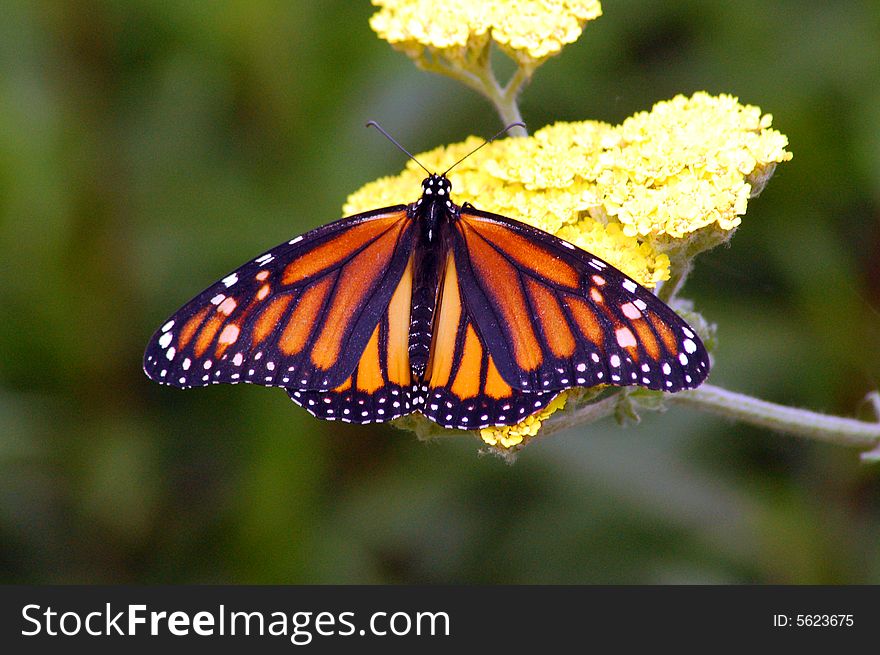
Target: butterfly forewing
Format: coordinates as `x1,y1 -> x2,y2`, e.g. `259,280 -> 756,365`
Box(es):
452,206 -> 710,393
143,207 -> 414,392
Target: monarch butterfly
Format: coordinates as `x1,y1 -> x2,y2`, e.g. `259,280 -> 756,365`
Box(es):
144,123 -> 709,430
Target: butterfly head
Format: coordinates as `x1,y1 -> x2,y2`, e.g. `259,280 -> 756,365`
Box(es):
421,174 -> 452,198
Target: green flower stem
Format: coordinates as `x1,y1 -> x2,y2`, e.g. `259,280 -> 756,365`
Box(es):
515,384 -> 880,462
416,48 -> 530,136
670,384 -> 880,452
493,65 -> 532,132
656,259 -> 692,304
534,393 -> 620,438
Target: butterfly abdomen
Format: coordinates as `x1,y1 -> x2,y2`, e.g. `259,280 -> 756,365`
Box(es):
407,220 -> 446,378
408,291 -> 434,377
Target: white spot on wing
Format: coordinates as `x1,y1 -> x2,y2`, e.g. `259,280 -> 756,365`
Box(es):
621,302 -> 642,319
158,332 -> 173,349
217,297 -> 237,315
161,320 -> 175,333
615,327 -> 637,349
622,279 -> 637,294
218,324 -> 240,345
222,273 -> 238,288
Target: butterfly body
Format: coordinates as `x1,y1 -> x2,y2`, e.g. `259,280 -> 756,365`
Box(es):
145,173 -> 709,430
407,175 -> 453,378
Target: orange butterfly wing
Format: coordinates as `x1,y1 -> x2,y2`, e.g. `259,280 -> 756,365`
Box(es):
450,206 -> 710,394
143,207 -> 415,392
420,252 -> 560,429
286,253 -> 417,422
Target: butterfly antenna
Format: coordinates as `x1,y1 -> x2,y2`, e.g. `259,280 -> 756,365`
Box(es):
442,121 -> 526,176
366,121 -> 432,176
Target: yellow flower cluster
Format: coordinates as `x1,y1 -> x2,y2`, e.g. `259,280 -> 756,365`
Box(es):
481,92 -> 792,240
480,392 -> 568,449
344,92 -> 791,448
370,0 -> 602,64
608,93 -> 792,239
346,92 -> 790,279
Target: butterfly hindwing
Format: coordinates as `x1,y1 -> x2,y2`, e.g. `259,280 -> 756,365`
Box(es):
286,243 -> 562,430
143,206 -> 415,392
452,206 -> 710,393
421,252 -> 560,430
287,253 -> 416,422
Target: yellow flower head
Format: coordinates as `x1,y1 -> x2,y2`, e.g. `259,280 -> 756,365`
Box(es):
346,92 -> 791,450
480,93 -> 792,242
370,0 -> 603,66
480,392 -> 568,450
603,93 -> 793,240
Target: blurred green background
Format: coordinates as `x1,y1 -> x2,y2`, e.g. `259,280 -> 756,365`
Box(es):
1,0 -> 879,584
